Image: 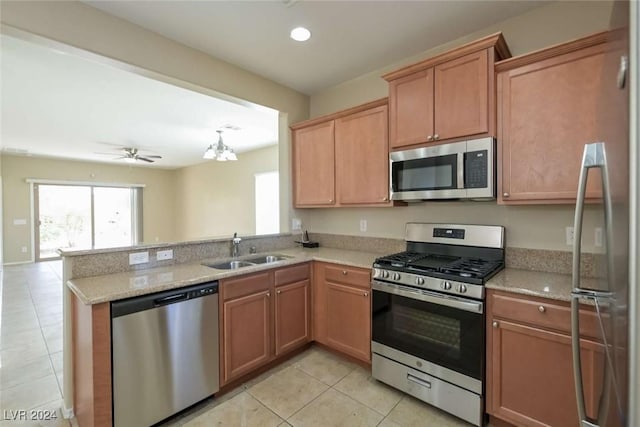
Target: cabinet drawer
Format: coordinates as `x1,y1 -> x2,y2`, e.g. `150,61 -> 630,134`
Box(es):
324,264 -> 370,289
491,292 -> 601,340
221,272 -> 272,301
275,263 -> 310,287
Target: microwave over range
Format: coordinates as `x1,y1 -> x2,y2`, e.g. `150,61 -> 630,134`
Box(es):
390,137 -> 495,201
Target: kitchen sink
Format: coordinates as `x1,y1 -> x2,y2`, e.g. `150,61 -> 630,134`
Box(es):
203,254 -> 292,270
245,255 -> 292,264
205,260 -> 256,270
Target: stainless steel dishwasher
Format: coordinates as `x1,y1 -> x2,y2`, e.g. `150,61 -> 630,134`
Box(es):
111,281 -> 219,427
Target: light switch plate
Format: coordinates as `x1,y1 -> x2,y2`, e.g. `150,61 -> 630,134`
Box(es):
156,249 -> 173,261
292,218 -> 302,231
129,252 -> 149,265
360,219 -> 367,232
13,219 -> 27,226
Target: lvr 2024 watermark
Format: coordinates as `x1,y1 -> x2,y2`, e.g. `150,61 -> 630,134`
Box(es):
3,409 -> 58,421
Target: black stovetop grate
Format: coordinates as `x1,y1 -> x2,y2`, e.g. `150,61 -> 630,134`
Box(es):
375,251 -> 504,282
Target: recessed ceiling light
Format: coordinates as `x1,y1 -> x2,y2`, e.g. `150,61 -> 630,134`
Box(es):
290,27 -> 311,42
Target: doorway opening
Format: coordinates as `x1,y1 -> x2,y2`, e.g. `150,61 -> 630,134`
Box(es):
34,184 -> 141,260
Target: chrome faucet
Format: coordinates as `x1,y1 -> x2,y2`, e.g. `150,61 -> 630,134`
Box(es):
231,232 -> 242,258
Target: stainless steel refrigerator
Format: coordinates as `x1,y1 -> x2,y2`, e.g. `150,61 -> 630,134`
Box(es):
571,1 -> 638,426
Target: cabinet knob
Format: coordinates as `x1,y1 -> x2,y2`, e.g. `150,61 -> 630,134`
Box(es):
266,292 -> 271,298
492,321 -> 499,328
433,134 -> 440,140
383,196 -> 388,201
503,192 -> 510,198
364,292 -> 369,297
538,305 -> 546,313
277,290 -> 281,295
329,199 -> 334,203
342,270 -> 348,275
427,135 -> 434,141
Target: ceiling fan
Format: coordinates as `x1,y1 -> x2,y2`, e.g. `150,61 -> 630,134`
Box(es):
97,147 -> 162,163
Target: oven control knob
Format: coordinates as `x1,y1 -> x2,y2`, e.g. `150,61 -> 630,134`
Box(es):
415,277 -> 425,286
393,272 -> 401,281
381,270 -> 389,279
441,281 -> 452,290
457,284 -> 468,293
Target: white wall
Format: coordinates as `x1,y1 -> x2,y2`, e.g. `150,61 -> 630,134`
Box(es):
173,145 -> 279,240
298,1 -> 615,252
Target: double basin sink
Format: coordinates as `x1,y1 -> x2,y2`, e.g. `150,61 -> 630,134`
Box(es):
204,254 -> 292,270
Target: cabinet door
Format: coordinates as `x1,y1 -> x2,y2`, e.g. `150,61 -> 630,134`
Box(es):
335,105 -> 389,205
222,290 -> 271,384
434,49 -> 489,140
498,44 -> 605,203
326,282 -> 371,362
292,121 -> 336,207
274,280 -> 310,356
488,319 -> 605,427
388,69 -> 434,149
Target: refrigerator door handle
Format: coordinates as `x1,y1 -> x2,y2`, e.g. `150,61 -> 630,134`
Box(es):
571,142 -> 615,427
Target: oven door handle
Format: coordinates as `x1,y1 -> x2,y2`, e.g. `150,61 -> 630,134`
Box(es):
372,280 -> 483,314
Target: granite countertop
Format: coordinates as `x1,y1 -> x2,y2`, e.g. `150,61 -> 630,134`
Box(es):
67,247 -> 380,305
486,268 -> 600,302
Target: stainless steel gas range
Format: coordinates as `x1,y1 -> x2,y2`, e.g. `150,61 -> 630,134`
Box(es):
371,223 -> 505,427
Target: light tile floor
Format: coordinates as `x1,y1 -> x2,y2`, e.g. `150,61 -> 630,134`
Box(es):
165,346 -> 474,427
1,262 -> 480,427
1,261 -> 69,427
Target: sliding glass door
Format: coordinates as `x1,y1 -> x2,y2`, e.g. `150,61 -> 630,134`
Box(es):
35,184 -> 140,260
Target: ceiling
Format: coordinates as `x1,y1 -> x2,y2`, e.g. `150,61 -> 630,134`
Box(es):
0,34 -> 279,169
0,1 -> 551,169
84,0 -> 548,95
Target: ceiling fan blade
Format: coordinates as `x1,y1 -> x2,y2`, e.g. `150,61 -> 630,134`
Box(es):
113,156 -> 128,160
145,155 -> 162,159
95,151 -> 123,156
137,157 -> 155,163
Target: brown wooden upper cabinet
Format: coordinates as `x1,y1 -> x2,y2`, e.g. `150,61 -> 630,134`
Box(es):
384,33 -> 510,150
497,32 -> 608,204
291,98 -> 390,208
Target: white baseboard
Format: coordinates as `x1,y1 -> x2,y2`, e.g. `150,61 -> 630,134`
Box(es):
2,260 -> 34,266
61,405 -> 74,420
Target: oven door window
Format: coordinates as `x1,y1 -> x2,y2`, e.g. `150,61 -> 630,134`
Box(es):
391,154 -> 458,192
372,289 -> 483,380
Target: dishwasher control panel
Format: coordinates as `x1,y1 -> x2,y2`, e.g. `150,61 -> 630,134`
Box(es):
189,286 -> 218,298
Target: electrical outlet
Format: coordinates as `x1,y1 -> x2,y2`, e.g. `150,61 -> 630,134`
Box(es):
129,251 -> 149,265
360,219 -> 367,232
13,219 -> 27,226
156,249 -> 173,261
292,218 -> 302,232
595,227 -> 603,247
565,227 -> 575,245
21,246 -> 27,253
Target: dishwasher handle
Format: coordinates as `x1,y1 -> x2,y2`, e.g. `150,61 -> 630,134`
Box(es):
112,281 -> 219,318
154,293 -> 187,306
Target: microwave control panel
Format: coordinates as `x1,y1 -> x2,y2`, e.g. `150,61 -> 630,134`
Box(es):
464,150 -> 488,188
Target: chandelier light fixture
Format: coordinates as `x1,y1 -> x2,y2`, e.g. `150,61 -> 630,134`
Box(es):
203,130 -> 237,161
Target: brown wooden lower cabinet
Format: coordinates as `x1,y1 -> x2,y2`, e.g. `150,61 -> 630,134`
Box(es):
313,262 -> 372,363
219,263 -> 311,386
222,289 -> 272,383
487,290 -> 605,427
275,279 -> 310,356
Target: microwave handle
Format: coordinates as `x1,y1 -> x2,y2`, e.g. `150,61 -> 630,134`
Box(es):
457,152 -> 464,189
